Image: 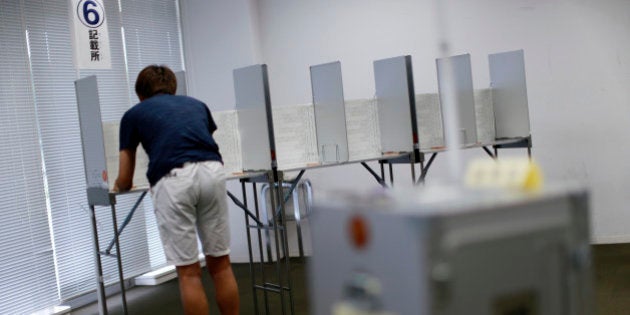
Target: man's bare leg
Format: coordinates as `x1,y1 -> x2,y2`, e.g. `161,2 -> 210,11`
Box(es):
176,262 -> 209,315
206,255 -> 240,315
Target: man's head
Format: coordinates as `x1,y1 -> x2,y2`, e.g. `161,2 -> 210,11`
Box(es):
135,65 -> 177,101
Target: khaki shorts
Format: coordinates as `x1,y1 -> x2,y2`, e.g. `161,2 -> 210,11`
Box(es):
151,161 -> 230,266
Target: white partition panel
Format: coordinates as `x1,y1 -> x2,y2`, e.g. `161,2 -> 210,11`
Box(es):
233,64 -> 275,171
489,49 -> 530,139
415,93 -> 444,150
102,122 -> 150,191
373,55 -> 418,153
436,54 -> 478,145
75,76 -> 109,194
213,110 -> 242,173
345,99 -> 381,160
474,88 -> 496,144
310,61 -> 349,163
273,104 -> 318,169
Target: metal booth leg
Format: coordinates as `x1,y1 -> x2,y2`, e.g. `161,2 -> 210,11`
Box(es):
276,174 -> 296,315
89,205 -> 108,315
251,182 -> 271,315
410,159 -> 416,184
267,172 -> 287,315
482,146 -> 497,159
109,204 -> 128,314
388,163 -> 394,187
292,187 -> 304,259
417,153 -> 438,185
380,163 -> 385,183
260,185 -> 273,264
242,181 -> 261,315
417,160 -> 426,185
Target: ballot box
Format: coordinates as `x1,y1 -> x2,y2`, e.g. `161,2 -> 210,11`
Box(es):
309,186 -> 593,315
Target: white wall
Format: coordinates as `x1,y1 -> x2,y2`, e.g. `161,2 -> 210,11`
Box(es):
180,0 -> 262,110
258,0 -> 442,104
181,0 -> 630,261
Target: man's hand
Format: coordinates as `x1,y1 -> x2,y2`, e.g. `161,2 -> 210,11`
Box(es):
114,149 -> 136,192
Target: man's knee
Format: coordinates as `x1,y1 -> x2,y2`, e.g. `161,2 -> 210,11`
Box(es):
176,262 -> 203,278
205,254 -> 232,276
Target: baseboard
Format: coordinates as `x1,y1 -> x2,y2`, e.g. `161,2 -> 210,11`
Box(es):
592,234 -> 630,244
31,305 -> 71,315
134,255 -> 207,286
134,265 -> 178,286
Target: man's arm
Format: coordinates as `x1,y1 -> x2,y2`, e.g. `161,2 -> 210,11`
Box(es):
205,106 -> 217,135
114,148 -> 136,192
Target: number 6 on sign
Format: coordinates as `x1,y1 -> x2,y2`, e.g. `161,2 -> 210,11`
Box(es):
77,0 -> 104,28
72,0 -> 111,69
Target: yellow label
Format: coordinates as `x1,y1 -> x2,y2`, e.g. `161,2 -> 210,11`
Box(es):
465,157 -> 543,191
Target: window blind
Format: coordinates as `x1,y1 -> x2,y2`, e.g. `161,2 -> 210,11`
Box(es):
121,0 -> 185,104
60,0 -> 155,299
0,1 -> 59,313
0,0 -> 188,314
0,0 -> 186,311
21,0 -> 97,301
48,0 -> 186,299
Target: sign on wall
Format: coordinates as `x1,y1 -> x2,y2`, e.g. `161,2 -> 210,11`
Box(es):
71,0 -> 111,69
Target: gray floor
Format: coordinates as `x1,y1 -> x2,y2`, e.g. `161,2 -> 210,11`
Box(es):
594,244 -> 630,314
73,244 -> 629,314
72,257 -> 309,315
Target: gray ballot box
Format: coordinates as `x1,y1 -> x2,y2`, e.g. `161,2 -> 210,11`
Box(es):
309,186 -> 593,315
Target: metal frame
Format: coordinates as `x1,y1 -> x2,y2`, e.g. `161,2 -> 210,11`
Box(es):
88,174 -> 272,315
88,190 -> 147,315
365,136 -> 533,188
492,136 -> 532,158
232,170 -> 298,315
375,152 -> 426,186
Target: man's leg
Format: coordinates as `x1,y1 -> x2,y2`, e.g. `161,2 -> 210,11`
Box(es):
206,255 -> 239,315
176,262 -> 209,315
152,164 -> 208,314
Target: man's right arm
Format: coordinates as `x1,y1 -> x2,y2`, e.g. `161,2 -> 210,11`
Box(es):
116,110 -> 139,192
114,148 -> 136,192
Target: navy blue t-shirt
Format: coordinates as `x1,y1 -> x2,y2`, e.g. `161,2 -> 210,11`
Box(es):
119,94 -> 222,186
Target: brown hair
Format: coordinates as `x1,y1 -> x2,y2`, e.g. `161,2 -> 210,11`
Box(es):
135,65 -> 177,100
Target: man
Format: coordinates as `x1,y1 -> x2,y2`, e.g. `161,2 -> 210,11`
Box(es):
114,65 -> 239,315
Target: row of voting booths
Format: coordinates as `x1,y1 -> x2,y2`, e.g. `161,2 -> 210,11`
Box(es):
218,49 -> 530,175
75,49 -> 532,314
